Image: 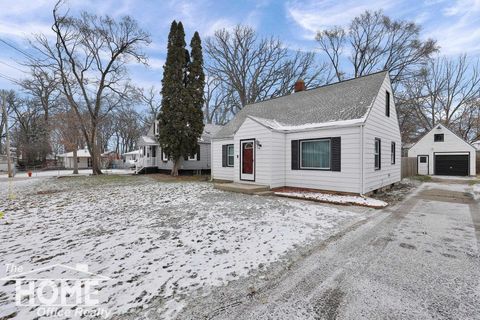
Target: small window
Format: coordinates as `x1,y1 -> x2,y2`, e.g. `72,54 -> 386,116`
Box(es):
162,151 -> 168,162
434,134 -> 444,142
188,153 -> 197,161
300,139 -> 331,169
391,142 -> 396,164
244,142 -> 253,149
385,91 -> 390,117
151,146 -> 156,158
420,156 -> 427,163
227,144 -> 234,167
375,138 -> 381,170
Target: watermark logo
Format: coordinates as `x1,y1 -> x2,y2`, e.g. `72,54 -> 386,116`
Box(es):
1,263 -> 111,318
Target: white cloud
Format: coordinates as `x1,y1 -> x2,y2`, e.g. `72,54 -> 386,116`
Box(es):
425,0 -> 480,55
285,0 -> 399,39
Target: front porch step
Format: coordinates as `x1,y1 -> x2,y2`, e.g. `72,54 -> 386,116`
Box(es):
214,182 -> 270,195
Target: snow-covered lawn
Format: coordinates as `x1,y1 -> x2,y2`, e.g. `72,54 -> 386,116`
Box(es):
275,191 -> 388,208
0,175 -> 368,319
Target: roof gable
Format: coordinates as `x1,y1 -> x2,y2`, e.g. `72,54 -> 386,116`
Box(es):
410,124 -> 475,152
214,71 -> 388,139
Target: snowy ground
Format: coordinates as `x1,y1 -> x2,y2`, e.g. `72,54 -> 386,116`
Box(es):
0,168 -> 133,179
0,175 -> 368,319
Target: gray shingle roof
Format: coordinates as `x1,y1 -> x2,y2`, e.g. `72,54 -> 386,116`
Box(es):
214,71 -> 388,139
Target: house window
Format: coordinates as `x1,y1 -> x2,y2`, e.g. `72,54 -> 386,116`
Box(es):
162,151 -> 168,162
300,139 -> 331,169
391,142 -> 396,164
188,153 -> 197,161
151,146 -> 156,158
87,158 -> 92,167
227,144 -> 234,167
434,134 -> 444,142
375,138 -> 381,170
420,156 -> 427,163
385,91 -> 390,117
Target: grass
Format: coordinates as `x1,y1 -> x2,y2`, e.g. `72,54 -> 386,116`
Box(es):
410,175 -> 432,182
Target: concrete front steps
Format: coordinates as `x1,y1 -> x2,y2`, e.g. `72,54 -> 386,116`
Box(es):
214,182 -> 273,195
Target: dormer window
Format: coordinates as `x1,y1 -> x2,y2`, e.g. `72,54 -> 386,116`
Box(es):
434,134 -> 444,142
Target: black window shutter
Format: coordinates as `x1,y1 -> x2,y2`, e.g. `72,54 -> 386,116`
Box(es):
196,145 -> 201,161
222,145 -> 227,167
331,137 -> 341,171
184,154 -> 188,161
291,140 -> 299,170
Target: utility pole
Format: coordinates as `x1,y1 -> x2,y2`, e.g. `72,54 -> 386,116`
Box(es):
1,92 -> 13,178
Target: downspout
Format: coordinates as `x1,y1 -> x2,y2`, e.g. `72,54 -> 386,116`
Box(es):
360,124 -> 365,195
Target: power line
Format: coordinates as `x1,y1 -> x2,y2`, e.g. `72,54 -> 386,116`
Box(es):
0,38 -> 37,61
0,60 -> 27,73
0,72 -> 20,85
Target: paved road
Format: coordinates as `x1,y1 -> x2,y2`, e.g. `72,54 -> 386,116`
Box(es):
179,180 -> 480,319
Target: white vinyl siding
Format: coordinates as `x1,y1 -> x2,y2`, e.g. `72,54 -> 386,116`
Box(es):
408,124 -> 476,176
363,75 -> 401,193
211,138 -> 234,181
286,126 -> 362,193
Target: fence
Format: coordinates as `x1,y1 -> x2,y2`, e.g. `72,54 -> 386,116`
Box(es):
401,157 -> 417,179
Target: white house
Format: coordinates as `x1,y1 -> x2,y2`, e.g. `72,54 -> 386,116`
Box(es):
122,149 -> 140,168
408,124 -> 476,176
211,71 -> 401,194
58,148 -> 93,169
58,148 -> 111,169
136,123 -> 222,174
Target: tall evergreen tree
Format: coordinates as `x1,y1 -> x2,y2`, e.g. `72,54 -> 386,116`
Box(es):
157,21 -> 204,176
186,31 -> 205,157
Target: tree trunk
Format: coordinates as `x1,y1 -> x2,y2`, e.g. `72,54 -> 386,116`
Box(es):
72,149 -> 79,174
171,157 -> 181,176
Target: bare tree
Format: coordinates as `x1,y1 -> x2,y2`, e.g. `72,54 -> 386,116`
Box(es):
53,103 -> 84,174
316,10 -> 438,86
398,55 -> 480,142
0,90 -> 17,155
139,86 -> 161,125
205,25 -> 332,120
28,1 -> 150,174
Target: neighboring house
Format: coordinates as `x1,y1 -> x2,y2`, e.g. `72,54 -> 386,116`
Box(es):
211,71 -> 401,195
123,150 -> 140,168
136,123 -> 223,174
58,148 -> 109,169
472,140 -> 480,151
408,124 -> 476,176
0,153 -> 17,173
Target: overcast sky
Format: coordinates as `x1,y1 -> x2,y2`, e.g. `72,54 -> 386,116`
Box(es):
0,0 -> 479,91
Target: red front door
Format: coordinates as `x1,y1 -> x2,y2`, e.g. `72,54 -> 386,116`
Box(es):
241,141 -> 255,180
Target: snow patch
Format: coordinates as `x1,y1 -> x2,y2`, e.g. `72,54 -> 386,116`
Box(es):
275,191 -> 388,208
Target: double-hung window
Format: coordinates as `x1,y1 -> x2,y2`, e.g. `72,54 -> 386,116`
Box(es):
375,138 -> 381,170
300,139 -> 331,169
227,144 -> 234,167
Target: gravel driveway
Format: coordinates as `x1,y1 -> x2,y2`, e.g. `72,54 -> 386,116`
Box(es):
179,179 -> 480,320
0,175 -> 369,319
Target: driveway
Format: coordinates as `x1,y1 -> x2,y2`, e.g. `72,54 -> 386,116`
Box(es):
179,179 -> 480,319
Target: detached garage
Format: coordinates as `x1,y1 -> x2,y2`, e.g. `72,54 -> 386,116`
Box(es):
408,124 -> 476,176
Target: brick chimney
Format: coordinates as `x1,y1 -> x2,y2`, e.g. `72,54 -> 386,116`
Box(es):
294,79 -> 306,92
